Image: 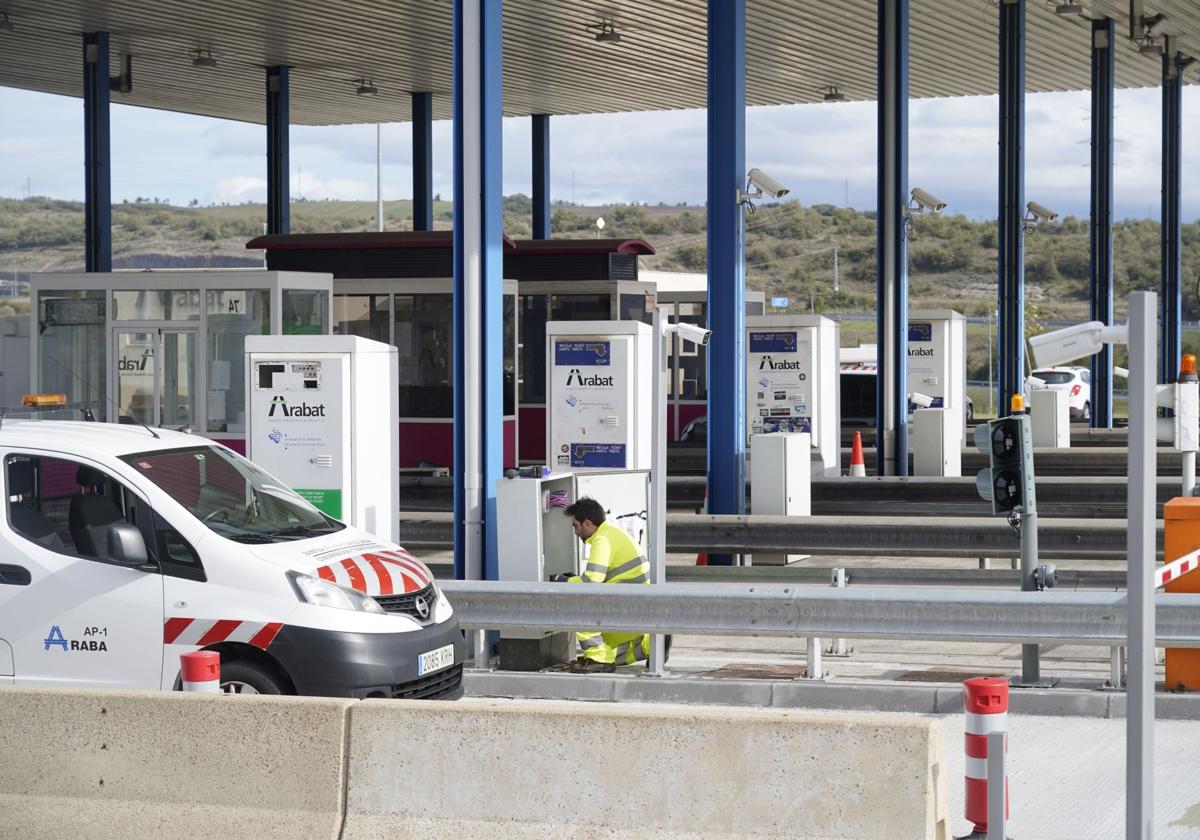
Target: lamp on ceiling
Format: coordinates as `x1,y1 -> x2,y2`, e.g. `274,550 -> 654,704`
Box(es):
0,12 -> 14,32
1054,3 -> 1084,16
821,85 -> 846,103
191,48 -> 216,68
355,78 -> 378,96
585,19 -> 622,44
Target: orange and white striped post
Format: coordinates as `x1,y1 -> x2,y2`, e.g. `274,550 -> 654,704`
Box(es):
180,650 -> 221,693
963,677 -> 1008,836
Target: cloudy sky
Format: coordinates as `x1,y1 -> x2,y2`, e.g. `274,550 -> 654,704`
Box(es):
0,82 -> 1197,221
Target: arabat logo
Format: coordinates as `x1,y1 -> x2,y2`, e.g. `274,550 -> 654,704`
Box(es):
565,367 -> 614,387
268,395 -> 326,418
758,356 -> 806,378
118,348 -> 153,371
908,347 -> 935,357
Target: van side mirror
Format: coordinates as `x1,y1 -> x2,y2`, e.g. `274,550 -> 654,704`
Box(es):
107,523 -> 149,567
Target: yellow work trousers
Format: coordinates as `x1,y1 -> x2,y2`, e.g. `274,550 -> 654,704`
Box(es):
576,631 -> 649,665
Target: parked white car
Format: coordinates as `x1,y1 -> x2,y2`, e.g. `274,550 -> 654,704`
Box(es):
1027,366 -> 1092,421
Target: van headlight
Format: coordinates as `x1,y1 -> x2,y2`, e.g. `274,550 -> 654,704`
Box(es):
287,571 -> 385,614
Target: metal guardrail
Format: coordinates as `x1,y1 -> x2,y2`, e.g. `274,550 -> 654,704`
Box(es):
438,581 -> 1200,647
401,513 -> 1158,558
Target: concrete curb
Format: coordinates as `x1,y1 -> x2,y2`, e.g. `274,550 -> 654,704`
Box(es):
464,669 -> 1200,719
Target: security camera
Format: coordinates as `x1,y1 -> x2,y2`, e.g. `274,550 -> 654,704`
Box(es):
746,168 -> 790,200
667,322 -> 712,347
1028,320 -> 1128,368
910,187 -> 947,214
1026,201 -> 1058,224
909,392 -> 935,409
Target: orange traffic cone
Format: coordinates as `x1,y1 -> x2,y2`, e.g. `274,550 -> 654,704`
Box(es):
695,483 -> 708,566
849,431 -> 866,477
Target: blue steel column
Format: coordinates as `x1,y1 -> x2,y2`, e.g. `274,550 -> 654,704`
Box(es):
532,114 -> 551,239
266,67 -> 290,235
82,33 -> 112,272
1160,44 -> 1183,383
706,0 -> 746,566
1089,18 -> 1115,427
997,0 -> 1026,412
876,0 -> 910,476
412,91 -> 434,231
452,0 -> 503,581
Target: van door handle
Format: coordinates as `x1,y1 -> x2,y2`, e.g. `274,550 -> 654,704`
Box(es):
0,564 -> 31,586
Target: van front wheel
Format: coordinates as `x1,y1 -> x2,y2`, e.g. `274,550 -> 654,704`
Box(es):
219,660 -> 287,695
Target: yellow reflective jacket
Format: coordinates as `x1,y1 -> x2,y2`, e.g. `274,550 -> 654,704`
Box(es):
569,520 -> 650,585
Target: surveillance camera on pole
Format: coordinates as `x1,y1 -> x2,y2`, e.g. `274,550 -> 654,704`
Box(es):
738,168 -> 792,212
1023,200 -> 1059,233
664,322 -> 711,347
910,187 -> 947,214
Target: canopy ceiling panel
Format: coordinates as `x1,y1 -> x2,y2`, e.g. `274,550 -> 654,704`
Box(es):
0,0 -> 1194,125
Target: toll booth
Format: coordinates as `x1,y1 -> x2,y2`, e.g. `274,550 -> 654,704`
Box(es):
745,314 -> 840,476
907,309 -> 967,439
507,239 -> 657,463
248,232 -> 520,469
644,270 -> 766,440
30,270 -> 333,453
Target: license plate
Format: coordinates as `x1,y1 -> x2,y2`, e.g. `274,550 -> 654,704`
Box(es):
418,644 -> 455,676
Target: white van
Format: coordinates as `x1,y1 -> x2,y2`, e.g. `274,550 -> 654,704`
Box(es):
0,420 -> 464,699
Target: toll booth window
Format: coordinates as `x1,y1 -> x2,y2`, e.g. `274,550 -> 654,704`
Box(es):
619,293 -> 654,325
503,293 -> 516,416
206,289 -> 270,434
283,289 -> 330,336
673,303 -> 708,400
394,294 -> 453,418
112,289 -> 201,321
4,454 -> 140,562
36,290 -> 107,421
519,294 -> 549,403
334,294 -> 390,343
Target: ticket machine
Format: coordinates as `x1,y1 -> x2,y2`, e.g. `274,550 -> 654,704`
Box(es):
745,314 -> 840,476
545,321 -> 653,472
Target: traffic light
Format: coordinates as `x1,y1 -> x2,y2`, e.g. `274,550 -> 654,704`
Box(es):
974,413 -> 1036,515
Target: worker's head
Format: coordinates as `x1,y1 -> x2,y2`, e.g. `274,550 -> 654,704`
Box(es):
564,497 -> 606,541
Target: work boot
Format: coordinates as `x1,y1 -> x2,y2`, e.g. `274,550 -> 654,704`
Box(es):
569,658 -> 616,673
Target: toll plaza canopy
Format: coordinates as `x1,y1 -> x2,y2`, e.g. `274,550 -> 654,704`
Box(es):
1,0 -> 1196,125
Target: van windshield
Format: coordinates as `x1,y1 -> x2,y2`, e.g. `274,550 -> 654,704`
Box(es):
121,445 -> 344,543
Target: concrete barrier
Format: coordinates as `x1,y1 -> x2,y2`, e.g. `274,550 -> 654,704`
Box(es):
342,697 -> 950,840
0,687 -> 352,840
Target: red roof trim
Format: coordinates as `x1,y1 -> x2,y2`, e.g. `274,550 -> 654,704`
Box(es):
247,232 -> 517,251
510,238 -> 656,256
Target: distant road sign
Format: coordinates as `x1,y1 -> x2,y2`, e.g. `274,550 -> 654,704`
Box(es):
770,296 -> 789,308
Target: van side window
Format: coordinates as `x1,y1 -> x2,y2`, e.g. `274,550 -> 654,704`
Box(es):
5,454 -> 139,563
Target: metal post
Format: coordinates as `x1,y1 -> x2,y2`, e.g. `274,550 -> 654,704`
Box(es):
266,66 -> 290,235
672,303 -> 681,442
1161,46 -> 1183,384
452,0 -> 504,586
833,246 -> 840,294
876,0 -> 910,476
1126,290 -> 1156,839
1020,509 -> 1041,684
986,730 -> 1007,840
647,308 -> 667,675
376,124 -> 384,232
705,0 -> 747,564
1184,451 -> 1196,497
1090,18 -> 1115,428
805,636 -> 823,680
82,32 -> 112,272
997,0 -> 1026,416
825,567 -> 851,656
532,113 -> 551,239
412,91 -> 434,231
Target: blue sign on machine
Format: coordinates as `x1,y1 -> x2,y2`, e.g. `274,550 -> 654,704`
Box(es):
748,331 -> 798,354
908,323 -> 933,342
570,442 -> 626,468
770,296 -> 789,308
555,340 -> 611,366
